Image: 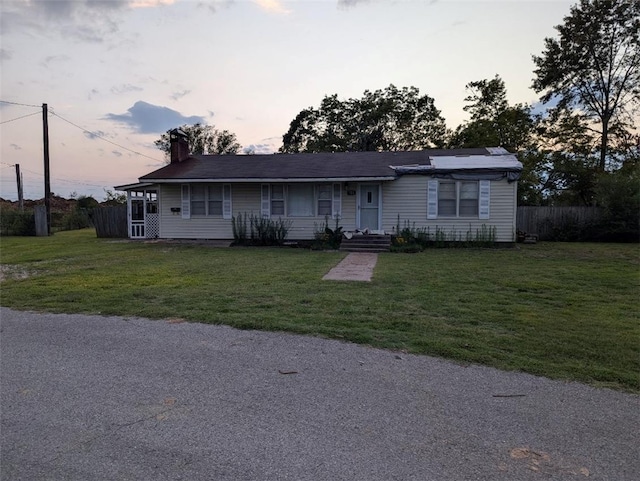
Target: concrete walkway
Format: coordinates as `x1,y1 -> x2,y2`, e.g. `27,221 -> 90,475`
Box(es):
322,252 -> 378,281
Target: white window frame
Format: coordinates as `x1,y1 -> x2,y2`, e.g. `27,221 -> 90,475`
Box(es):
317,184 -> 333,217
181,183 -> 232,219
261,183 -> 342,218
427,179 -> 490,219
270,184 -> 285,216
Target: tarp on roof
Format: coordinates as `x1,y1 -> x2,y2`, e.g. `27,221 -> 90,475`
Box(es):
391,155 -> 523,182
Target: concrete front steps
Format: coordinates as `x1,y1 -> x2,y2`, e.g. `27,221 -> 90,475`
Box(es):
339,234 -> 392,253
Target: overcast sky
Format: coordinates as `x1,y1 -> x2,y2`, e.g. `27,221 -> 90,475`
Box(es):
0,0 -> 573,201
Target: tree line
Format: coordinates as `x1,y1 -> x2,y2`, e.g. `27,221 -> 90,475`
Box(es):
156,0 -> 639,230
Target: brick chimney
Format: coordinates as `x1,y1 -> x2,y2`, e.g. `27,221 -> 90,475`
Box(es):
170,128 -> 190,163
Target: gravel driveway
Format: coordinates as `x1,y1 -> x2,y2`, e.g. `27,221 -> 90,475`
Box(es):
1,307 -> 638,480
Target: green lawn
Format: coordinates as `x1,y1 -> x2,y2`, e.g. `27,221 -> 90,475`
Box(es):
1,229 -> 638,392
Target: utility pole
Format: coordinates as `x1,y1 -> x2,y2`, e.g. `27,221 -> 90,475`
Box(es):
42,103 -> 51,235
15,164 -> 24,212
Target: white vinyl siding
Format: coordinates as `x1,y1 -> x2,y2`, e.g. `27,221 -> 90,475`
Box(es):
383,176 -> 516,242
163,184 -> 246,239
157,178 -> 515,242
160,183 -> 349,240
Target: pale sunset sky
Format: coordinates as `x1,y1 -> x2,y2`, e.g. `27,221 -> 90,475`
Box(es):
0,0 -> 574,200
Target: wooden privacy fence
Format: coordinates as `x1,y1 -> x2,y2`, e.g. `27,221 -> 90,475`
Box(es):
517,206 -> 602,240
93,206 -> 128,238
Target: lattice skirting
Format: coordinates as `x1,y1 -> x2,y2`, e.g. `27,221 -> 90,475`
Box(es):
146,214 -> 159,238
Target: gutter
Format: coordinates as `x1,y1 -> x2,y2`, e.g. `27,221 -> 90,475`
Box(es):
138,176 -> 398,183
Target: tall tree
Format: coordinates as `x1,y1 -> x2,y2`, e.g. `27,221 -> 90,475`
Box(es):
447,75 -> 545,204
155,123 -> 241,162
532,0 -> 640,171
280,85 -> 447,153
448,75 -> 533,152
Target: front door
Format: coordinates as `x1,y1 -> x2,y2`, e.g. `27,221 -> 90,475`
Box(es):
358,184 -> 380,231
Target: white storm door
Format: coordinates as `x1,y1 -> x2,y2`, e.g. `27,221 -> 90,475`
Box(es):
358,184 -> 380,230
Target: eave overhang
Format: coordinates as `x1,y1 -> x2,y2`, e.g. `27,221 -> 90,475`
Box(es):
137,176 -> 397,184
114,182 -> 155,191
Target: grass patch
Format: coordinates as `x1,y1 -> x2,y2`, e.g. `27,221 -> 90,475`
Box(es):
1,229 -> 638,392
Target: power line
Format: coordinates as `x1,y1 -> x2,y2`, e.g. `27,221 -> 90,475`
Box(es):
3,164 -> 110,189
49,110 -> 165,163
50,177 -> 107,189
2,103 -> 165,164
1,103 -> 163,197
0,111 -> 41,125
0,100 -> 41,108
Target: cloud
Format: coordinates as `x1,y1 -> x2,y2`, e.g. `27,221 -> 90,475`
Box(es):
0,48 -> 12,61
243,143 -> 276,155
338,0 -> 436,8
105,101 -> 206,134
0,0 -> 177,42
130,0 -> 177,7
171,90 -> 192,101
36,0 -> 126,19
253,0 -> 291,15
40,55 -> 71,68
337,0 -> 371,8
84,130 -> 109,140
111,84 -> 144,95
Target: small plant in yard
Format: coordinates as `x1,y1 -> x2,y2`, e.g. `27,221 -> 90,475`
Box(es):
391,216 -> 426,252
312,215 -> 343,250
232,212 -> 292,246
392,215 -> 497,251
231,212 -> 249,243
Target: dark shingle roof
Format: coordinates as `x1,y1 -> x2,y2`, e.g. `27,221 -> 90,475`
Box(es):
139,148 -> 499,182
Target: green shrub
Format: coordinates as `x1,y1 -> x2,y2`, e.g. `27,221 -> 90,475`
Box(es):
59,208 -> 92,231
594,166 -> 640,242
0,210 -> 36,236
